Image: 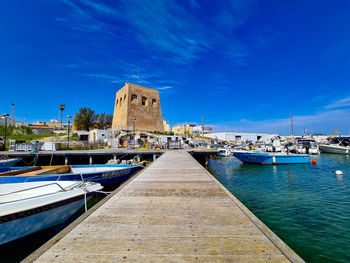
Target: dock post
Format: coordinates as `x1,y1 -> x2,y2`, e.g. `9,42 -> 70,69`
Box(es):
65,156 -> 68,165
89,156 -> 93,165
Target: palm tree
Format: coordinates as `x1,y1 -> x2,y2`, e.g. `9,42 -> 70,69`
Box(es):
59,104 -> 66,129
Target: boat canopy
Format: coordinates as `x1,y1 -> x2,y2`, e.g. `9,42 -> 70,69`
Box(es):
332,137 -> 350,140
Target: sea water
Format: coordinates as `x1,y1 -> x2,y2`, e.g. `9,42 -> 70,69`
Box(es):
205,153 -> 350,263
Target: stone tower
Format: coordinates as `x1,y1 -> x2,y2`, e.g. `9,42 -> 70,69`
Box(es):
112,82 -> 164,132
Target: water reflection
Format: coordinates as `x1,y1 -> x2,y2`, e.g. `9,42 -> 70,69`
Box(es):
273,165 -> 277,177
336,173 -> 343,181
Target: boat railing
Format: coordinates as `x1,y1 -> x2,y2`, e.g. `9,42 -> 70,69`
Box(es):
0,182 -> 72,197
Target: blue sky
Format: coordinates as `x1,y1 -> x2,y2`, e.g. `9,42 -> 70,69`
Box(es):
1,0 -> 350,135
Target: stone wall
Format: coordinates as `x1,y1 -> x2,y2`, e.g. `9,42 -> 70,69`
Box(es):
112,82 -> 164,132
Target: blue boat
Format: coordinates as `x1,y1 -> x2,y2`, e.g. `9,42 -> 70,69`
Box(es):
0,164 -> 142,186
233,151 -> 310,164
0,158 -> 21,167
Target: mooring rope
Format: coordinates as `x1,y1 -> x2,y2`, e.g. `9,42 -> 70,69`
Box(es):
21,154 -> 39,166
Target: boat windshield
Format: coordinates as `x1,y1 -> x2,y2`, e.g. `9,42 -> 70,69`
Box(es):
331,137 -> 350,147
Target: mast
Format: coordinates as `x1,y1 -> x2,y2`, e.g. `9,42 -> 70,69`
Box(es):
290,110 -> 294,139
201,114 -> 204,139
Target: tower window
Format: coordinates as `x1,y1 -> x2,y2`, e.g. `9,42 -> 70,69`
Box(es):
142,96 -> 147,106
131,94 -> 138,102
152,99 -> 157,106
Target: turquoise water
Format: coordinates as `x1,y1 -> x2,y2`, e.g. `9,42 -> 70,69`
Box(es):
206,153 -> 350,263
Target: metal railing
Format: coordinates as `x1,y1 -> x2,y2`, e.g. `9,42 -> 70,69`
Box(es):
0,182 -> 75,197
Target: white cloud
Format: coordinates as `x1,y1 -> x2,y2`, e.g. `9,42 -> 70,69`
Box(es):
157,86 -> 173,90
326,96 -> 350,109
84,73 -> 123,83
60,0 -> 258,65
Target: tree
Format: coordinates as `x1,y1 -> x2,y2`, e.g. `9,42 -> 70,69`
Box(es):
73,107 -> 97,131
105,114 -> 113,128
58,104 -> 66,129
96,113 -> 113,129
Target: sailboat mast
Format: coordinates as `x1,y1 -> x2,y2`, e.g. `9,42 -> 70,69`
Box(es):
202,114 -> 204,139
290,110 -> 294,138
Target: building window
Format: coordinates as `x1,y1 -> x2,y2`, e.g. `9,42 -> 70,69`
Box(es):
120,97 -> 123,105
116,99 -> 118,107
152,99 -> 157,106
142,96 -> 147,106
124,94 -> 126,101
131,94 -> 137,102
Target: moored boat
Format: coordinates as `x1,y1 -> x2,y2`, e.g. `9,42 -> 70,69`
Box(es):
233,151 -> 310,164
0,164 -> 142,186
297,139 -> 320,155
319,137 -> 350,155
0,181 -> 102,245
217,148 -> 232,157
0,158 -> 21,167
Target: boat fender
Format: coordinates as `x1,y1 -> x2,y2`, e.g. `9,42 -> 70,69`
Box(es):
312,160 -> 317,165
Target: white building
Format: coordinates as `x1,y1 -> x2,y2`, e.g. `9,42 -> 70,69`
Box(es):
89,129 -> 114,144
159,135 -> 182,149
206,132 -> 278,143
191,125 -> 212,135
14,121 -> 25,127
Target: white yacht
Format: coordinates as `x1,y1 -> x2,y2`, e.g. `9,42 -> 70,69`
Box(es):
0,181 -> 102,245
319,137 -> 350,155
297,139 -> 320,155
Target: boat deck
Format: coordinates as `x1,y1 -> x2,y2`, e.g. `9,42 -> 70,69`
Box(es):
26,151 -> 304,262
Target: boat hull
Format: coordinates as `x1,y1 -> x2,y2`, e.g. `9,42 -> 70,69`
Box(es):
233,152 -> 310,164
0,194 -> 92,245
319,144 -> 350,155
0,165 -> 142,186
0,158 -> 21,167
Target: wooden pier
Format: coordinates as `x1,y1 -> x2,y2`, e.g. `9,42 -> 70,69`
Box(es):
25,151 -> 304,262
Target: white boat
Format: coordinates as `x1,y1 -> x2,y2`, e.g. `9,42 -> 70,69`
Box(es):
319,137 -> 350,155
217,148 -> 232,157
0,181 -> 102,245
266,137 -> 284,152
297,139 -> 320,155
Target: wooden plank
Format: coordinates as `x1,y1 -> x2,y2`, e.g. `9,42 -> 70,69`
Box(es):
0,167 -> 40,176
17,166 -> 70,176
27,151 -> 304,263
